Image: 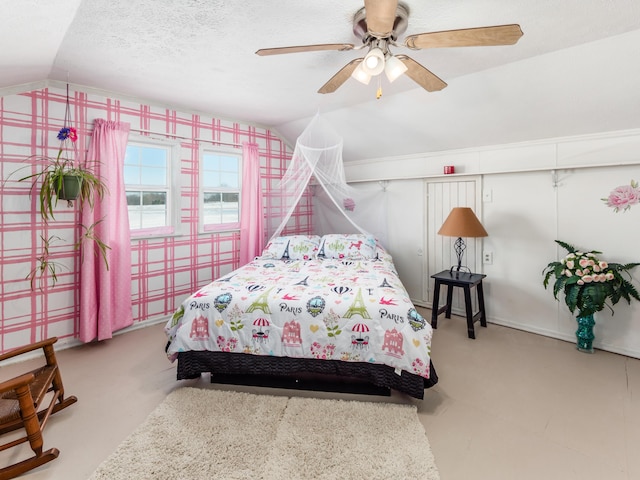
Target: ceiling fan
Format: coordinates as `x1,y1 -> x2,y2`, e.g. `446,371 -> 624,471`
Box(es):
255,0 -> 523,95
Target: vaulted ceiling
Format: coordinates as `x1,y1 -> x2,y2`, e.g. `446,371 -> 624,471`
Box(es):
3,0 -> 640,161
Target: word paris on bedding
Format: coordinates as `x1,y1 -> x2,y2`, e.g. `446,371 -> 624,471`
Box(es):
165,234 -> 437,398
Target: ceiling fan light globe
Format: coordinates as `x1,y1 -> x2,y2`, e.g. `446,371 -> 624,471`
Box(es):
351,62 -> 372,85
362,48 -> 385,76
384,55 -> 408,83
365,55 -> 380,69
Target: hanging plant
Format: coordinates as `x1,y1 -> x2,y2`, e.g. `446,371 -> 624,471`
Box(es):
8,84 -> 110,289
16,111 -> 106,220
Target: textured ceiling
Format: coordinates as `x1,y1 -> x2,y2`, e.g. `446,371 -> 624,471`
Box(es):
2,0 -> 640,161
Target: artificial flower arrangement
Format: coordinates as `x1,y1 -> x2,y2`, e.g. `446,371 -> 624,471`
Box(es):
543,240 -> 640,317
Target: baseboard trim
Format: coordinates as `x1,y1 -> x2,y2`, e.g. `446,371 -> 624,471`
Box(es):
417,303 -> 640,360
488,317 -> 640,360
2,316 -> 170,366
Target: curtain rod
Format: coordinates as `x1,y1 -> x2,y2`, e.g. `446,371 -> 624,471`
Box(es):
129,127 -> 243,148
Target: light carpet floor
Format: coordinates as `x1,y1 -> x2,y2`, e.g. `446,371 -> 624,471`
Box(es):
88,387 -> 440,480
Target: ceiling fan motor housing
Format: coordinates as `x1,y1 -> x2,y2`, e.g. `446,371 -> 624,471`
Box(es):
352,3 -> 409,44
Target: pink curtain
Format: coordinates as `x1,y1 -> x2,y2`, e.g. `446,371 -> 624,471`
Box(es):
79,119 -> 133,342
239,142 -> 264,266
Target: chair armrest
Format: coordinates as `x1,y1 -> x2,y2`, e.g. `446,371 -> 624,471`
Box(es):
0,373 -> 35,395
0,338 -> 58,363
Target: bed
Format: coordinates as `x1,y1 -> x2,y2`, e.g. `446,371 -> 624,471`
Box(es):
165,234 -> 438,399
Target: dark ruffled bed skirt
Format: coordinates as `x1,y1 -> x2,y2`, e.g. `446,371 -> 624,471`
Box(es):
176,351 -> 438,400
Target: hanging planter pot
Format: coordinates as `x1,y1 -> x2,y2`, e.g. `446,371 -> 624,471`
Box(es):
54,173 -> 83,201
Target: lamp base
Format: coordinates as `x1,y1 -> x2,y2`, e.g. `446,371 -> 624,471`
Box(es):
449,265 -> 472,275
448,237 -> 470,275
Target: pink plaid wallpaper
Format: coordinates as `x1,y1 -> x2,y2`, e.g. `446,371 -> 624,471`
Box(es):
0,84 -> 311,354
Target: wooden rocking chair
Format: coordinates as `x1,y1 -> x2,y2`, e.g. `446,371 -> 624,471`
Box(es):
0,337 -> 77,479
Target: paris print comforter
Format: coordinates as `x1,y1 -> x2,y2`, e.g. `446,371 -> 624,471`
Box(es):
165,247 -> 434,381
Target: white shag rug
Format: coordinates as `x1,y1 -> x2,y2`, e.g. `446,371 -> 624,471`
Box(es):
88,387 -> 440,480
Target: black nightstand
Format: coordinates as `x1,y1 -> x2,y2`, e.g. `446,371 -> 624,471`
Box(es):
431,270 -> 487,339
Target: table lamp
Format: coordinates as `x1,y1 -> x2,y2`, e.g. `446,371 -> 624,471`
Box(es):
437,207 -> 488,274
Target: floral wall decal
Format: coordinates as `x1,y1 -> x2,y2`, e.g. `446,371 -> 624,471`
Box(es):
602,179 -> 640,212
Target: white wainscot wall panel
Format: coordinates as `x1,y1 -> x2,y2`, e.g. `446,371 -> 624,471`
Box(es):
384,179 -> 426,303
482,171 -> 560,335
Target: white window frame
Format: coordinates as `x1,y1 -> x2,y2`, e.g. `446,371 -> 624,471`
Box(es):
125,134 -> 181,238
199,145 -> 242,233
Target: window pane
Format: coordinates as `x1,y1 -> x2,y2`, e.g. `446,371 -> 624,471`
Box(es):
203,171 -> 220,188
203,155 -> 220,170
203,153 -> 239,188
204,192 -> 221,203
124,165 -> 139,185
125,144 -> 169,187
125,146 -> 141,166
203,191 -> 239,225
139,191 -> 167,228
141,147 -> 167,168
222,192 -> 239,203
222,193 -> 239,223
142,191 -> 166,206
220,156 -> 238,172
128,206 -> 142,230
219,172 -> 238,188
126,191 -> 141,206
140,165 -> 166,186
127,191 -> 142,229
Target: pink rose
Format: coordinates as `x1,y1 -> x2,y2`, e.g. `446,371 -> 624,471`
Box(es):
604,183 -> 640,212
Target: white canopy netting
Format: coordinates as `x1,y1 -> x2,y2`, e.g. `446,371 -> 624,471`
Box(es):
266,113 -> 387,246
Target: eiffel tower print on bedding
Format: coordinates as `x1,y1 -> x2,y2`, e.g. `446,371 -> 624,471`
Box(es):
165,234 -> 437,398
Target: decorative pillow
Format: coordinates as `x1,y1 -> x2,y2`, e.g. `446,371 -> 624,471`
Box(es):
318,234 -> 377,260
284,235 -> 321,260
260,235 -> 321,260
260,237 -> 290,259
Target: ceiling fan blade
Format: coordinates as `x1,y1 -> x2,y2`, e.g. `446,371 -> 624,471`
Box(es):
256,43 -> 354,56
364,0 -> 398,37
404,24 -> 523,49
318,59 -> 363,94
395,55 -> 447,92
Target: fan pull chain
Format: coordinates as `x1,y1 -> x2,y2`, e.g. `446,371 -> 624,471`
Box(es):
376,77 -> 382,99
